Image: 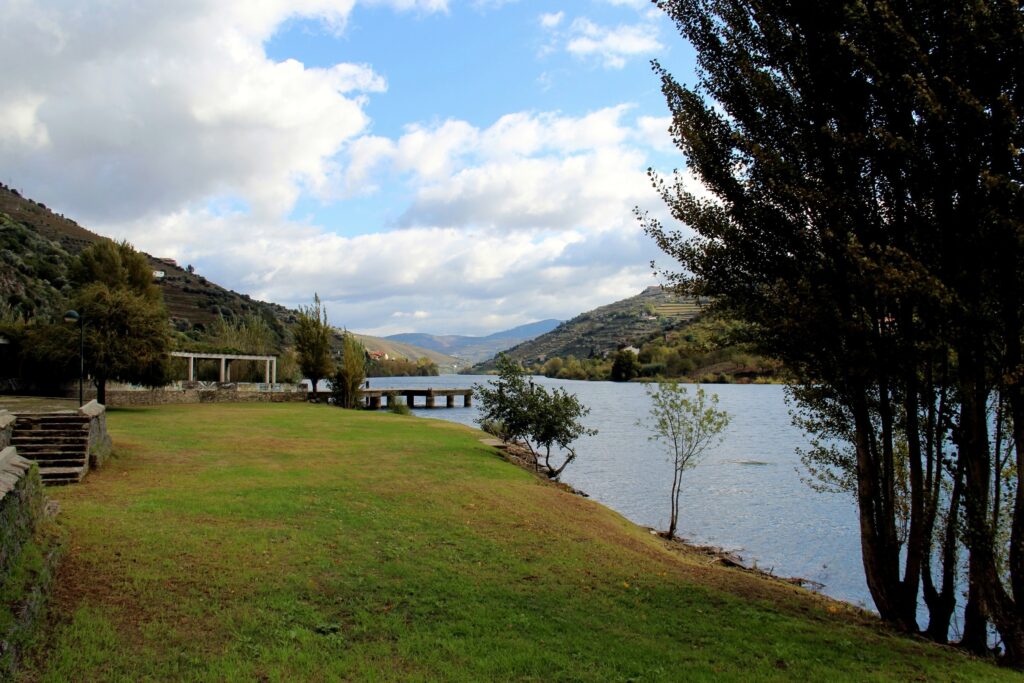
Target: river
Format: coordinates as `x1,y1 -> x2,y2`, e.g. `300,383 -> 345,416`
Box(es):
363,374 -> 872,610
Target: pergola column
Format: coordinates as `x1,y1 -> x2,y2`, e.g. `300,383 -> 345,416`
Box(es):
219,358 -> 226,382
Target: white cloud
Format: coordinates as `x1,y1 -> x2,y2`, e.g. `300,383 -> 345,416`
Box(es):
601,0 -> 650,8
0,1 -> 684,335
0,0 -> 445,223
0,95 -> 50,148
102,204 -> 662,335
540,11 -> 564,28
636,115 -> 674,152
566,18 -> 663,68
96,103 -> 682,334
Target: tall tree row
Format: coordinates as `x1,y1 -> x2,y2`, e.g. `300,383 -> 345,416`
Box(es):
646,0 -> 1023,662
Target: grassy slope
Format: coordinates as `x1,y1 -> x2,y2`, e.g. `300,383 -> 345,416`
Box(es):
21,404 -> 1011,682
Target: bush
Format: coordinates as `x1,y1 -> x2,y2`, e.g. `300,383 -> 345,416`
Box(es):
479,419 -> 507,440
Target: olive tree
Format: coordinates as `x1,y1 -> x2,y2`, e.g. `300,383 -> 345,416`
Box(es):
640,382 -> 729,539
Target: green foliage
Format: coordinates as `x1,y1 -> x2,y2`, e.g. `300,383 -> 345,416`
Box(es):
293,294 -> 334,398
649,0 -> 1024,649
193,313 -> 287,383
475,287 -> 701,372
366,355 -> 439,377
329,333 -> 367,410
388,400 -> 412,416
73,283 -> 172,401
70,239 -> 158,302
474,354 -> 596,479
478,418 -> 507,440
0,213 -> 73,321
610,349 -> 640,382
27,240 -> 174,402
532,315 -> 781,384
640,383 -> 730,539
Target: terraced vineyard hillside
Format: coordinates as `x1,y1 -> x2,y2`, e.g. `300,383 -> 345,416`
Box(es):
0,183 -> 294,338
474,286 -> 703,370
1,184 -> 458,367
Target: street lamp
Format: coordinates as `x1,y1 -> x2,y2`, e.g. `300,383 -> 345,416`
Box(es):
63,310 -> 84,407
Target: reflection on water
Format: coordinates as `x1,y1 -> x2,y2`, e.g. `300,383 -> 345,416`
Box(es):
365,375 -> 871,610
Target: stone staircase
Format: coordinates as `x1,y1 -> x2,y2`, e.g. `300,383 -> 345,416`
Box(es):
10,413 -> 91,485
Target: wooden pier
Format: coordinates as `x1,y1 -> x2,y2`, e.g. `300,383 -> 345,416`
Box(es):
361,388 -> 472,410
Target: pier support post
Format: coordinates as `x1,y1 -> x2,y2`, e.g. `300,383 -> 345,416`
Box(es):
426,391 -> 435,409
447,394 -> 455,408
464,393 -> 472,408
370,395 -> 381,410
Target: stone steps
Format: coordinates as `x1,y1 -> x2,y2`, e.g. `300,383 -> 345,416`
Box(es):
39,465 -> 88,485
11,435 -> 89,447
11,414 -> 91,485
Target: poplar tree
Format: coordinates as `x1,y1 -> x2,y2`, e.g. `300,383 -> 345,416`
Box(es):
293,294 -> 334,400
646,0 -> 1023,659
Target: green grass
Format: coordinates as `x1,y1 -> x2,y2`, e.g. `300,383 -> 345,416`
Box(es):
19,403 -> 1013,681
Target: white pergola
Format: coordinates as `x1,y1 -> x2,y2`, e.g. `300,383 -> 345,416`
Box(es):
171,352 -> 277,383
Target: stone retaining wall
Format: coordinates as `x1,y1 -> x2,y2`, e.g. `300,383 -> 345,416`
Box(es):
0,447 -> 43,577
80,400 -> 113,469
0,411 -> 12,450
101,386 -> 308,407
0,443 -> 61,678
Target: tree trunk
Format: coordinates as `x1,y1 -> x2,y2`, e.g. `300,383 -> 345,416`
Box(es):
961,577 -> 989,655
851,385 -> 914,629
901,368 -> 925,629
923,456 -> 963,643
668,467 -> 682,539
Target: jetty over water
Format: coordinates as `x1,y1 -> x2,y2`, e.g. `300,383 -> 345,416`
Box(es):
362,388 -> 472,410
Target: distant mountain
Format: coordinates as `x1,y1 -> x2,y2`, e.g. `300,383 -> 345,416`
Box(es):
473,287 -> 703,370
351,334 -> 463,374
386,319 -> 561,365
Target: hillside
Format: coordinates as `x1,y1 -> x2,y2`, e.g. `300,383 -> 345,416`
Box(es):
474,286 -> 702,370
0,183 -> 295,339
351,333 -> 463,373
386,319 -> 560,365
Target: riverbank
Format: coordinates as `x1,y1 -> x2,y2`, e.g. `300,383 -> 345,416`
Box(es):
19,403 -> 1012,680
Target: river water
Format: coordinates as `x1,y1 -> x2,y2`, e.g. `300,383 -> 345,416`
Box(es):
364,375 -> 871,610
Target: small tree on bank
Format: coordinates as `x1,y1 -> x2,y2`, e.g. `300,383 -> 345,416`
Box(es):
640,382 -> 729,539
474,354 -> 596,480
330,333 -> 366,409
293,294 -> 334,400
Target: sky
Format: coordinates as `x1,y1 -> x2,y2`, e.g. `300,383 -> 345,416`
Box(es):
0,0 -> 702,336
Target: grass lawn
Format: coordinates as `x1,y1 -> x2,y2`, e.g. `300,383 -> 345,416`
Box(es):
18,403 -> 1013,681
0,396 -> 81,413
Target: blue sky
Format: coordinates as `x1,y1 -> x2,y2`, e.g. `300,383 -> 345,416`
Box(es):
1,0 -> 702,336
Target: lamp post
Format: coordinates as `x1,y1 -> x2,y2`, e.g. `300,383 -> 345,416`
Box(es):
63,310 -> 84,407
